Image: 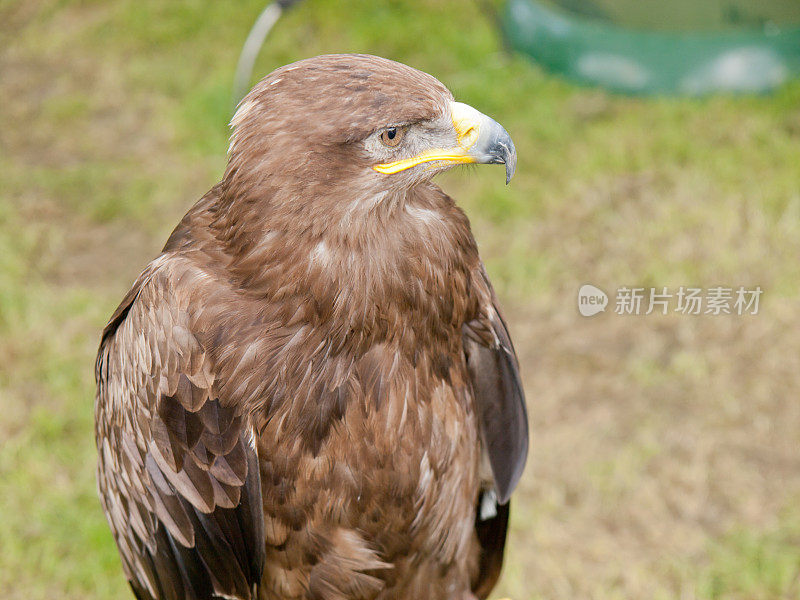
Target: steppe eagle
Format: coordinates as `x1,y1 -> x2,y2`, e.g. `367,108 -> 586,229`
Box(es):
95,54 -> 528,600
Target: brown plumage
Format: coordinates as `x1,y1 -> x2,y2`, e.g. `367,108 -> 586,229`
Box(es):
95,54 -> 528,600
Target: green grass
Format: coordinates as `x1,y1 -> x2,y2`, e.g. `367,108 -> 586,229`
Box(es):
2,0 -> 800,598
697,517 -> 800,599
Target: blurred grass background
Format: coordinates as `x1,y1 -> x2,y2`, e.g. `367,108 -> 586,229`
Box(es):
2,0 -> 800,598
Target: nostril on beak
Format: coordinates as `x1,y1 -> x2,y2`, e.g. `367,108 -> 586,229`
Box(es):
458,126 -> 478,148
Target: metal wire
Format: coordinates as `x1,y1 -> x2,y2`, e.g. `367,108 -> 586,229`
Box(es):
232,2 -> 285,110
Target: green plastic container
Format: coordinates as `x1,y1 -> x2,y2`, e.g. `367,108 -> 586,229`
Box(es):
502,0 -> 800,95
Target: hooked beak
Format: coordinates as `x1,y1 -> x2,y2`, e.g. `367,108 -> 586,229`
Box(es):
373,101 -> 517,184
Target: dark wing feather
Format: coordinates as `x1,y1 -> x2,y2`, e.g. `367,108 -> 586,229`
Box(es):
471,494 -> 510,600
463,266 -> 528,503
95,263 -> 264,600
463,266 -> 528,597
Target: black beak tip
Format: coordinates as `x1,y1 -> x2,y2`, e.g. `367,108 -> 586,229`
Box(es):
505,153 -> 516,185
489,126 -> 516,185
503,142 -> 517,185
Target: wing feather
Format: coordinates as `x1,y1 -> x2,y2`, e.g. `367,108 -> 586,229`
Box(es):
463,267 -> 528,503
95,262 -> 265,600
464,265 -> 529,598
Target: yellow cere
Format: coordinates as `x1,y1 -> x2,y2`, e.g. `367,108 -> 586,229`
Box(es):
452,117 -> 479,150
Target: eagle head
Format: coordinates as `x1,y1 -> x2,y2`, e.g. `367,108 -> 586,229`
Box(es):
225,54 -> 516,204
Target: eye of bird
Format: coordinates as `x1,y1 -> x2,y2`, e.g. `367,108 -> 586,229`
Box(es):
380,126 -> 405,148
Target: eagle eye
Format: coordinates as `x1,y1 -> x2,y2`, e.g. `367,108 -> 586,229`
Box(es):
379,126 -> 405,148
